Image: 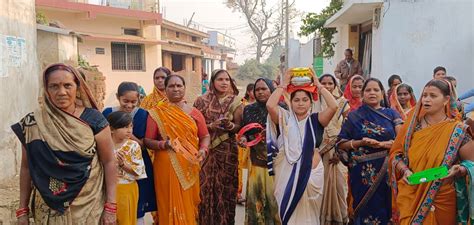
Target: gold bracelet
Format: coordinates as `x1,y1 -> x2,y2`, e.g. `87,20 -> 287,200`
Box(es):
350,140 -> 356,150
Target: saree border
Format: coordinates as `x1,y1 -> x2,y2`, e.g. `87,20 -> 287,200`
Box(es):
410,122 -> 466,225
148,109 -> 198,191
353,156 -> 389,217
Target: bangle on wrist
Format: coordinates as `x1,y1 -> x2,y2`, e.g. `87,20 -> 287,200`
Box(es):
16,207 -> 29,218
397,161 -> 409,175
228,123 -> 236,131
104,202 -> 117,214
350,140 -> 356,150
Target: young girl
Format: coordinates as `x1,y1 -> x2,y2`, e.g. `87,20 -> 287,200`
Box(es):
107,111 -> 146,225
103,82 -> 156,224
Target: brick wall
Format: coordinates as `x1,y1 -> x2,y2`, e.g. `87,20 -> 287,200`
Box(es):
78,68 -> 106,111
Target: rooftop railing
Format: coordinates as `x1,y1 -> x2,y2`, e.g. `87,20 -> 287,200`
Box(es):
68,0 -> 159,12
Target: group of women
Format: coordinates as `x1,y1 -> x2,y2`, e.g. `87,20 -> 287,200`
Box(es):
12,62 -> 474,225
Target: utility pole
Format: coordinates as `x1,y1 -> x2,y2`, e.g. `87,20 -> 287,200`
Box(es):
284,0 -> 289,71
187,12 -> 195,27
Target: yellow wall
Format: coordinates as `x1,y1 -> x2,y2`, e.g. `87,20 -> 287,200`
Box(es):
39,10 -> 142,35
39,9 -> 163,106
79,40 -> 162,106
348,25 -> 360,61
162,26 -> 203,45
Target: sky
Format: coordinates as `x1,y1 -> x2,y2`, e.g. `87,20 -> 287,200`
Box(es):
160,0 -> 330,64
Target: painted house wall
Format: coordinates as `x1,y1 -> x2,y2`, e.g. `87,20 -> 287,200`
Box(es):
0,0 -> 39,182
39,9 -> 163,106
377,0 -> 474,96
326,1 -> 473,99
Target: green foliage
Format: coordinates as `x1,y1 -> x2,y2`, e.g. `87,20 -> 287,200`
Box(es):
237,45 -> 283,81
78,55 -> 97,71
299,0 -> 343,58
236,59 -> 277,81
36,12 -> 48,25
265,44 -> 283,66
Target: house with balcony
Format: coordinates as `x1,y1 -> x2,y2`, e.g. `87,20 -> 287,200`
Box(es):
36,0 -> 163,105
160,19 -> 208,101
323,0 -> 473,95
203,31 -> 237,76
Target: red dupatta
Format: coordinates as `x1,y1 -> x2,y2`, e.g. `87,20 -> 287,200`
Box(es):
343,75 -> 364,111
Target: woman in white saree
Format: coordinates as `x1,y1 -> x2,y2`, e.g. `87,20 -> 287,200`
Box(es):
266,70 -> 337,225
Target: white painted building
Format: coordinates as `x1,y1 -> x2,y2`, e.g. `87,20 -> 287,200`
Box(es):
288,38 -> 315,69
324,0 -> 474,97
202,31 -> 237,75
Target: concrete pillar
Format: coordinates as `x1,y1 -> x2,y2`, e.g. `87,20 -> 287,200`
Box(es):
348,25 -> 360,61
142,24 -> 163,71
163,52 -> 172,70
185,55 -> 193,72
194,57 -> 202,77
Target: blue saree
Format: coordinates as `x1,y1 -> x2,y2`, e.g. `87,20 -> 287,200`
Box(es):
338,104 -> 402,225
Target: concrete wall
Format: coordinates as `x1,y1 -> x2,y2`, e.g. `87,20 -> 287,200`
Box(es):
0,0 -> 39,183
326,1 -> 473,99
377,0 -> 474,96
162,26 -> 203,44
288,38 -> 315,69
323,25 -> 350,76
37,29 -> 78,69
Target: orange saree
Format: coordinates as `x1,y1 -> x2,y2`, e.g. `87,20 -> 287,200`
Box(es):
146,102 -> 208,225
140,87 -> 167,110
389,100 -> 468,225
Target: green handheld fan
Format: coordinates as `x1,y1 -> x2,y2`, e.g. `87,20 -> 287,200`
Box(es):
407,166 -> 449,185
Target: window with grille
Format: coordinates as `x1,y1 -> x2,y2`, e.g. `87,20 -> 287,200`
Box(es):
111,42 -> 145,71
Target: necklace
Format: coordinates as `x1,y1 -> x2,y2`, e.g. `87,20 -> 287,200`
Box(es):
423,115 -> 447,126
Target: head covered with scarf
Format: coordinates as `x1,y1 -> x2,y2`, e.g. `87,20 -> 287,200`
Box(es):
242,78 -> 279,127
141,66 -> 171,109
389,83 -> 417,120
12,63 -> 102,213
343,75 -> 365,111
388,79 -> 467,224
209,69 -> 239,95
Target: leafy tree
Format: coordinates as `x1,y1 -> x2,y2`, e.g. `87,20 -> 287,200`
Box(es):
236,59 -> 277,81
299,0 -> 343,58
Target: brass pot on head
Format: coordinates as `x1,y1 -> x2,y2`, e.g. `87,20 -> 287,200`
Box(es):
290,67 -> 313,86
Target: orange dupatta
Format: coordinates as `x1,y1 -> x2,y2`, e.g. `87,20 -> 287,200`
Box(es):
148,101 -> 200,190
389,80 -> 465,225
140,87 -> 167,110
389,84 -> 416,120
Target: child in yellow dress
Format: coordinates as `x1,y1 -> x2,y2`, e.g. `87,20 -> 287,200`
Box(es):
107,111 -> 146,225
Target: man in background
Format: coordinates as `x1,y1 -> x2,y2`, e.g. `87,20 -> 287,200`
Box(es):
334,48 -> 363,90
